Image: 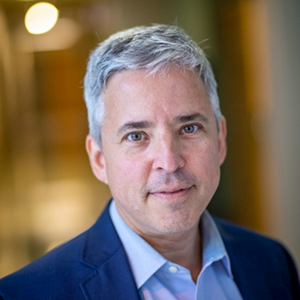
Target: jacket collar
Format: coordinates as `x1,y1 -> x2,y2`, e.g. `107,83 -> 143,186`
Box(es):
79,201 -> 141,300
78,203 -> 277,300
214,218 -> 274,300
216,220 -> 256,300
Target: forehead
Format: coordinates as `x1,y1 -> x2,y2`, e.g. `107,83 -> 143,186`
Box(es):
102,67 -> 213,124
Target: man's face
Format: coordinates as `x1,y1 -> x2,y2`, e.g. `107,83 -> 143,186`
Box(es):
86,66 -> 227,238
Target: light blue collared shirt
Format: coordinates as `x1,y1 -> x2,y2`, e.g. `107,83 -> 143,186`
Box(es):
110,200 -> 243,300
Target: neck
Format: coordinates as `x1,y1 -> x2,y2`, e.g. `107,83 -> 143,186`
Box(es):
141,224 -> 202,283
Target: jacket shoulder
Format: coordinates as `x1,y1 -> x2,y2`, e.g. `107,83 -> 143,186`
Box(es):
0,230 -> 93,299
214,217 -> 300,299
213,217 -> 297,272
0,203 -> 124,300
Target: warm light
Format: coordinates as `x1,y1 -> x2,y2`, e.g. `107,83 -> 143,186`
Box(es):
25,2 -> 59,35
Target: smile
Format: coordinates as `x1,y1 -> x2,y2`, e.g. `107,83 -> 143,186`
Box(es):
150,186 -> 193,199
161,188 -> 188,194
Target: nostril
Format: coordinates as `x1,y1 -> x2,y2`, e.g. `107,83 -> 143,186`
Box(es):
153,151 -> 185,173
151,135 -> 185,172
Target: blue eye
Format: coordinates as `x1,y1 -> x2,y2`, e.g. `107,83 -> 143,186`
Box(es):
182,125 -> 198,134
127,132 -> 144,141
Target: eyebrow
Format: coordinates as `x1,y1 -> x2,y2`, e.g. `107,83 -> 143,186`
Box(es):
117,113 -> 208,135
174,113 -> 208,123
117,121 -> 152,135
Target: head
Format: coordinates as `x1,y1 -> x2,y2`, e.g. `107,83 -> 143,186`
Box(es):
84,24 -> 227,239
84,24 -> 221,146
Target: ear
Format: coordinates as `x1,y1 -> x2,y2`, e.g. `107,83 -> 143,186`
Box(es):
218,116 -> 227,165
85,135 -> 109,184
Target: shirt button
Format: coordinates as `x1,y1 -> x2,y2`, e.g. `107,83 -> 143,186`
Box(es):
169,266 -> 178,273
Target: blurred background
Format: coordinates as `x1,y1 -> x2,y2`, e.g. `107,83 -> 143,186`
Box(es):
0,0 -> 300,277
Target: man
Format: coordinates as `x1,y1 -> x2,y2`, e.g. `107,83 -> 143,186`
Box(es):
0,24 -> 299,300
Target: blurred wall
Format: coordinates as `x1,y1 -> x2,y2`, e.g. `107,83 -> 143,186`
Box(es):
263,0 -> 300,268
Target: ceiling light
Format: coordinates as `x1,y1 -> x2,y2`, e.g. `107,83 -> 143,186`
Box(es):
25,2 -> 59,35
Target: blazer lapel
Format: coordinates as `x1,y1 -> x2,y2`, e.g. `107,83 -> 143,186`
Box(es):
215,219 -> 265,300
79,202 -> 141,300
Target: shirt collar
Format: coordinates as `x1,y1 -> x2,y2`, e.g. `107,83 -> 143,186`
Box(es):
109,200 -> 233,288
200,209 -> 233,278
109,200 -> 166,288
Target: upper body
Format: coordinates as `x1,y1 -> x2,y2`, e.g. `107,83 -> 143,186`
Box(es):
0,24 -> 299,299
0,200 -> 299,300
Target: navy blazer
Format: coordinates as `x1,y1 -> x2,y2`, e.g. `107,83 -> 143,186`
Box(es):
0,202 -> 299,300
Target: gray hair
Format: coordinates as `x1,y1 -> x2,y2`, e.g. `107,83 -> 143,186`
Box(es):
84,24 -> 221,145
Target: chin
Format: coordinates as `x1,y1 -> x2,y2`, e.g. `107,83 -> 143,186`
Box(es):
151,213 -> 200,235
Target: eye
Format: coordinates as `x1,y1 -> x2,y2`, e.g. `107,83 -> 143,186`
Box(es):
181,124 -> 199,134
126,132 -> 145,141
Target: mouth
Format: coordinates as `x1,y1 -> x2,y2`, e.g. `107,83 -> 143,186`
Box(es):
150,186 -> 193,199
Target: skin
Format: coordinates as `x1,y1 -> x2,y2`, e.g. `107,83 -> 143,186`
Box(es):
86,66 -> 227,281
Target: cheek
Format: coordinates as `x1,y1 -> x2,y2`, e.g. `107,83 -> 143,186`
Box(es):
188,142 -> 221,181
105,153 -> 148,193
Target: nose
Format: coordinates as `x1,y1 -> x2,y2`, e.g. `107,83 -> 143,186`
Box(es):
151,132 -> 185,173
